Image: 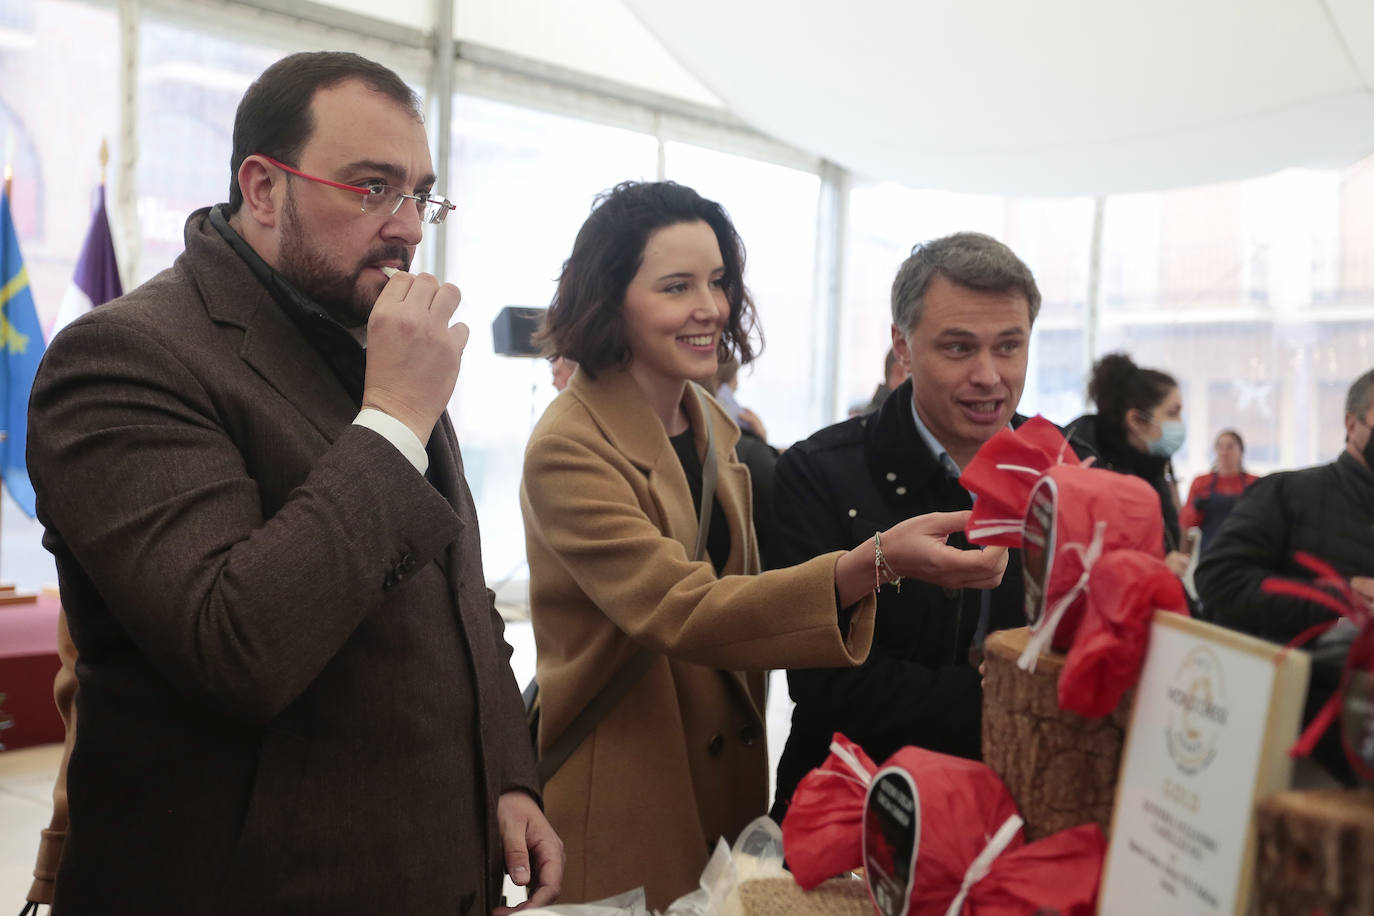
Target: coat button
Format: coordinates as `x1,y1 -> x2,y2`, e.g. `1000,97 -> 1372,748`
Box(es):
738,726 -> 757,746
707,733 -> 726,756
847,508 -> 857,518
895,486 -> 908,496
886,472 -> 897,481
943,587 -> 959,599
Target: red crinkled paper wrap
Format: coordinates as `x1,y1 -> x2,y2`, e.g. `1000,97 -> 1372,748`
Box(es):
957,824 -> 1104,916
961,417 -> 1165,653
1058,550 -> 1189,718
782,734 -> 1106,914
958,415 -> 1081,549
781,734 -> 878,890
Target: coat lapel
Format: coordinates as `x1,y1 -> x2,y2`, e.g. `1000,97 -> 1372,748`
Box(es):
569,368 -> 765,727
186,210 -> 357,442
569,367 -> 700,553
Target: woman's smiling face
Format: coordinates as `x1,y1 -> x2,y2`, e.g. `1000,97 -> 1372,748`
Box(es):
622,220 -> 730,397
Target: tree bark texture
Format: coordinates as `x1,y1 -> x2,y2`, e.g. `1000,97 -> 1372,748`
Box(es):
1254,788 -> 1374,915
981,626 -> 1130,841
736,876 -> 872,916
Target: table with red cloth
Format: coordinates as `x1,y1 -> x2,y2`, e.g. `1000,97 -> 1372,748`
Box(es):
0,594 -> 63,750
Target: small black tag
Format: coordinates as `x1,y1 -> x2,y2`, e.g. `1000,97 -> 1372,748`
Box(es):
864,768 -> 920,916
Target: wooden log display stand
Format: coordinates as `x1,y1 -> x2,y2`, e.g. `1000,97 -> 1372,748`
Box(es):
1253,788 -> 1374,915
982,626 -> 1130,841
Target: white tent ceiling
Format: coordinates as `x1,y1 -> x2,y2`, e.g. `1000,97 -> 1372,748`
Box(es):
622,0 -> 1374,195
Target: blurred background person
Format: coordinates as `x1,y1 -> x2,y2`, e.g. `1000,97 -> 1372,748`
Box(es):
863,345 -> 909,414
1067,352 -> 1191,578
712,355 -> 781,565
520,180 -> 1007,909
713,354 -> 767,439
1179,428 -> 1259,555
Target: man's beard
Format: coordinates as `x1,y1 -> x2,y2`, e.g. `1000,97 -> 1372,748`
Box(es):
278,187 -> 411,328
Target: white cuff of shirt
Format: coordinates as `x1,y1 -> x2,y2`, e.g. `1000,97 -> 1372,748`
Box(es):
354,408 -> 429,476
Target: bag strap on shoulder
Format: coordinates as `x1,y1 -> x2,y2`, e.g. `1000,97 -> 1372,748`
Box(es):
535,414 -> 717,786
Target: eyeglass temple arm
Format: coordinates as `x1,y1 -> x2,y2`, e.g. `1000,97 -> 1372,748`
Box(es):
258,155 -> 370,197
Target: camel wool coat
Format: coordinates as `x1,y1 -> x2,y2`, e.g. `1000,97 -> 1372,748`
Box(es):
520,366 -> 877,909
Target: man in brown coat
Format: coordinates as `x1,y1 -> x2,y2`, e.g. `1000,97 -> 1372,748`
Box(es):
26,52 -> 560,914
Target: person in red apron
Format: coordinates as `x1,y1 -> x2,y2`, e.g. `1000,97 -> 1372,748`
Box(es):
1180,429 -> 1259,553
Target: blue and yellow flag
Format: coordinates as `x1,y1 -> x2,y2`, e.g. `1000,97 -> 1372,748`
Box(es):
0,189 -> 46,517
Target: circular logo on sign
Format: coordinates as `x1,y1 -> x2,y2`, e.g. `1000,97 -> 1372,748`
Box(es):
1166,646 -> 1228,775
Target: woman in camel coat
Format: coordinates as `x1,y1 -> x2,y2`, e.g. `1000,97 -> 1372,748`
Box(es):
520,180 -> 1007,909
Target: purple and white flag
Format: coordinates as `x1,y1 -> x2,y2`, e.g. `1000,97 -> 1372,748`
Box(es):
48,185 -> 122,341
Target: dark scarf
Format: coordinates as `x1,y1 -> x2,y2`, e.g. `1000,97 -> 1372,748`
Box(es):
208,206 -> 367,404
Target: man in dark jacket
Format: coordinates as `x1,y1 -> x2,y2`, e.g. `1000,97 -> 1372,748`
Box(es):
1195,368 -> 1374,782
1196,368 -> 1374,639
770,232 -> 1070,819
27,52 -> 561,913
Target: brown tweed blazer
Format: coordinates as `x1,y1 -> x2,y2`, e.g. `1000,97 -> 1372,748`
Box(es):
27,208 -> 536,915
520,366 -> 875,910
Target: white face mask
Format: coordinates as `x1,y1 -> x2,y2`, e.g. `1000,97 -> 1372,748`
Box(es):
1149,419 -> 1186,458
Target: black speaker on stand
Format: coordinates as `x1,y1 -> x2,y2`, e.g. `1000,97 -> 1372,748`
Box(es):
491,304 -> 552,451
488,307 -> 550,615
492,306 -> 547,358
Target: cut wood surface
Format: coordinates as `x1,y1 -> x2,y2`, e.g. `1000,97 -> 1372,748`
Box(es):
1254,788 -> 1374,916
982,626 -> 1130,841
735,876 -> 871,916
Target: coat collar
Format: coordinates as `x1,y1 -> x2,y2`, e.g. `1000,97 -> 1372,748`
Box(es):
864,379 -> 1037,509
566,364 -> 742,473
566,364 -> 752,573
182,207 -> 358,443
1337,450 -> 1374,493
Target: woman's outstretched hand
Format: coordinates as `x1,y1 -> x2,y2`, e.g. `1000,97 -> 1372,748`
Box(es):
834,510 -> 1008,607
881,510 -> 1008,590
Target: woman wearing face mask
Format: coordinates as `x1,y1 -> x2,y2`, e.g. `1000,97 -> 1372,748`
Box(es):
1067,352 -> 1191,577
1178,429 -> 1260,554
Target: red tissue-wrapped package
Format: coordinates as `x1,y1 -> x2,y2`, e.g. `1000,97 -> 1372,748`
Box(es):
960,417 -> 1165,660
1058,550 -> 1189,718
782,734 -> 1106,915
781,734 -> 878,890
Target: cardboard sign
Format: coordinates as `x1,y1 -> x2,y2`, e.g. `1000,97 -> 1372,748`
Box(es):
1100,613 -> 1310,915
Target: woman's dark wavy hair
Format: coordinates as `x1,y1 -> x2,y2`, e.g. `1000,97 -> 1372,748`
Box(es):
539,180 -> 760,377
1088,351 -> 1178,432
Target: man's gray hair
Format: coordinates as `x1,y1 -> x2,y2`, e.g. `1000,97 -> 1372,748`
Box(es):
1345,367 -> 1374,418
890,232 -> 1041,335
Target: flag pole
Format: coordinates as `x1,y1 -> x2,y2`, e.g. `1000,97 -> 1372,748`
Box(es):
99,138 -> 108,188
0,143 -> 10,581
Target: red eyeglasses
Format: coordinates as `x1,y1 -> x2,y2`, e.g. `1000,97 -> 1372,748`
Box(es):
259,155 -> 456,224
